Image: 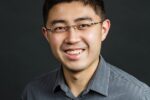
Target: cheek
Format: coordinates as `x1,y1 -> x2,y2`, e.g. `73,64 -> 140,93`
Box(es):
85,31 -> 102,44
49,35 -> 62,49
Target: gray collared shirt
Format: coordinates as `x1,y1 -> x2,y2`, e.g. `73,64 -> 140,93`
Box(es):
22,57 -> 150,100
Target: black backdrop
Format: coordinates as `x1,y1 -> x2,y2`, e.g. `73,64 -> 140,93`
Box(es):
1,0 -> 150,100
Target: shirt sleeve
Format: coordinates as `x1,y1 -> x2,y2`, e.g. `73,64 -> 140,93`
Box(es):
142,88 -> 150,100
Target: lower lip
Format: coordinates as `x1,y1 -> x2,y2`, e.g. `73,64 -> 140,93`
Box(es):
64,50 -> 84,60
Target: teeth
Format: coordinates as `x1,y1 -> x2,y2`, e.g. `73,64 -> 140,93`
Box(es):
66,49 -> 82,55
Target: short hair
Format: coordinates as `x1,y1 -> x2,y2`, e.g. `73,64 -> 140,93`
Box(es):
43,0 -> 106,25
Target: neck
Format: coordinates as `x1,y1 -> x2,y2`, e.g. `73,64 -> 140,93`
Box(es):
62,58 -> 99,97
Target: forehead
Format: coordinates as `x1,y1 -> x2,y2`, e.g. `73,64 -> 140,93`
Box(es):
47,1 -> 100,23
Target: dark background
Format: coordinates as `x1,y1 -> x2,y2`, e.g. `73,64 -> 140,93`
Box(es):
1,0 -> 150,100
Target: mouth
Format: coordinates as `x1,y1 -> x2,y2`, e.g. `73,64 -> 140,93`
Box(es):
63,48 -> 85,60
65,49 -> 83,55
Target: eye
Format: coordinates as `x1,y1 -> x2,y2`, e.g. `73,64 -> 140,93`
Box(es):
53,26 -> 67,33
77,24 -> 91,30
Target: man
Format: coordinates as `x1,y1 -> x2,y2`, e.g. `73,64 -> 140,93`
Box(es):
22,0 -> 150,100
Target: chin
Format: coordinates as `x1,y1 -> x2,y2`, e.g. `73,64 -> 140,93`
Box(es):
63,63 -> 87,73
67,67 -> 86,73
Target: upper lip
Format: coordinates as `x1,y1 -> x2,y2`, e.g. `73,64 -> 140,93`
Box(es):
61,46 -> 86,51
63,48 -> 85,52
61,44 -> 86,52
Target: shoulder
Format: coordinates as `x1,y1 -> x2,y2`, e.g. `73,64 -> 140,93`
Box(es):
107,63 -> 150,100
21,68 -> 60,100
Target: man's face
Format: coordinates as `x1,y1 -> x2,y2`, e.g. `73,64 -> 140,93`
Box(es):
43,1 -> 110,72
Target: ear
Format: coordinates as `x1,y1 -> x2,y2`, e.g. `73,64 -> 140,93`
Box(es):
101,19 -> 111,41
42,27 -> 49,42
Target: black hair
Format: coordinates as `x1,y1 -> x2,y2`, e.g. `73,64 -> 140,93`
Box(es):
43,0 -> 106,25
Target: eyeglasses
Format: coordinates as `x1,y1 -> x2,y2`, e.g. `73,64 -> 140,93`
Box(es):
45,21 -> 104,33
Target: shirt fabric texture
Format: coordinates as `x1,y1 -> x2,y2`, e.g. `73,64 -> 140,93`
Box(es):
22,57 -> 150,100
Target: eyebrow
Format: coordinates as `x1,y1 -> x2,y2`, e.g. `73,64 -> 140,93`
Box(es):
74,17 -> 93,22
50,20 -> 66,25
50,16 -> 93,25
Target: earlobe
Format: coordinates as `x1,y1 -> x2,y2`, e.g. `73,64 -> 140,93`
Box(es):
101,19 -> 111,41
42,27 -> 49,42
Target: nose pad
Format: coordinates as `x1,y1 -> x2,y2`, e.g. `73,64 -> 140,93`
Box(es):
65,26 -> 80,44
72,25 -> 77,30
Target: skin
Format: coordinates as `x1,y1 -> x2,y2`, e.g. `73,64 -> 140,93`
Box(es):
42,1 -> 110,97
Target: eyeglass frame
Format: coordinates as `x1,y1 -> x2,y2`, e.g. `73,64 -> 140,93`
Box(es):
44,20 -> 105,33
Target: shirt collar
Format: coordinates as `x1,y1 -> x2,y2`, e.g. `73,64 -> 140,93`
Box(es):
52,57 -> 110,96
53,67 -> 69,93
89,57 -> 110,96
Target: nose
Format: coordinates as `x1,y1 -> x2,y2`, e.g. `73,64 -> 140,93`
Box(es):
64,27 -> 80,44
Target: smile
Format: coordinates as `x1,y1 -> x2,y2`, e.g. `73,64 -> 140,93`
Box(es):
65,49 -> 83,55
63,48 -> 85,60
